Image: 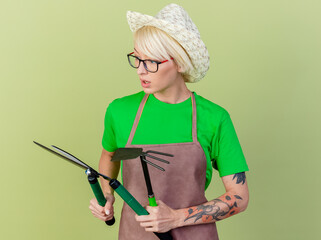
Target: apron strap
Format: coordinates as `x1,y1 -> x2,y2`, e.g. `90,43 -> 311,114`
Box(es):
126,92 -> 198,145
126,94 -> 149,145
191,92 -> 198,143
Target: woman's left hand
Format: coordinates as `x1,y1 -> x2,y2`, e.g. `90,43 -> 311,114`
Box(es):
135,200 -> 183,233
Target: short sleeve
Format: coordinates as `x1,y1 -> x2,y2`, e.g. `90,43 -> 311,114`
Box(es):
102,103 -> 117,152
211,112 -> 249,177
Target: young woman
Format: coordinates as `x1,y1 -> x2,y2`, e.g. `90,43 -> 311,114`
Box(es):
89,4 -> 249,240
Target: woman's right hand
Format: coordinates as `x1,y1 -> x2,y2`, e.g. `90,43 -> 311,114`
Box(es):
89,193 -> 115,221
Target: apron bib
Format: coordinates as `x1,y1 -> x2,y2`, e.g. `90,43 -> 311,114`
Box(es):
118,92 -> 219,240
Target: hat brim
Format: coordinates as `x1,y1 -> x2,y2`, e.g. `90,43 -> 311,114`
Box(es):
127,11 -> 210,82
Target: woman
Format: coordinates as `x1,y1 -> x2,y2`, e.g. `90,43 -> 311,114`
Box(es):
89,4 -> 249,240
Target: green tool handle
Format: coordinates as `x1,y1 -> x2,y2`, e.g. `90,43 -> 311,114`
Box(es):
109,179 -> 172,240
88,176 -> 115,226
109,179 -> 149,215
148,196 -> 157,206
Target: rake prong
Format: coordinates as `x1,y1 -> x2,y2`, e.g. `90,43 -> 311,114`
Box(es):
144,153 -> 170,164
145,150 -> 174,157
142,158 -> 165,171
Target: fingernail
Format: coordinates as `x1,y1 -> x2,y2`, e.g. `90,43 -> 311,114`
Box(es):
105,209 -> 110,215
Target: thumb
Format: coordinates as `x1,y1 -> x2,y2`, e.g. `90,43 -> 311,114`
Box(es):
156,199 -> 164,205
104,199 -> 113,215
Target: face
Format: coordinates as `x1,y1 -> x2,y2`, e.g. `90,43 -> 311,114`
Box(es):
133,46 -> 184,95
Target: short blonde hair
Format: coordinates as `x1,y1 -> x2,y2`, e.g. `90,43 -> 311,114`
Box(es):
133,26 -> 194,82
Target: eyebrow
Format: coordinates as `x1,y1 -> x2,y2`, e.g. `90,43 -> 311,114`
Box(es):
134,48 -> 139,54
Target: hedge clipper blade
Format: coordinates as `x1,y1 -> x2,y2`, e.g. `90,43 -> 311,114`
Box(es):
34,142 -> 172,239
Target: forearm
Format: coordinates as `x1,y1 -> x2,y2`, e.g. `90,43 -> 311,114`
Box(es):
135,173 -> 249,232
98,149 -> 120,196
176,191 -> 248,228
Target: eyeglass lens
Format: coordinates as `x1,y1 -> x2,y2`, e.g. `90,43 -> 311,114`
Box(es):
128,55 -> 158,72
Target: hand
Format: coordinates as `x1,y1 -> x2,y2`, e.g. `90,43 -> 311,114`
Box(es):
135,200 -> 182,233
89,193 -> 115,221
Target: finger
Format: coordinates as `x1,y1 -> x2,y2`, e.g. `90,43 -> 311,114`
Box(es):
104,213 -> 115,221
144,226 -> 156,232
156,200 -> 167,207
90,198 -> 99,206
90,199 -> 106,214
140,221 -> 153,228
93,213 -> 113,221
89,203 -> 107,215
145,206 -> 152,212
91,211 -> 107,221
91,208 -> 114,221
135,214 -> 153,222
89,206 -> 107,218
104,200 -> 114,216
146,205 -> 158,214
139,221 -> 156,232
91,205 -> 114,218
89,203 -> 114,218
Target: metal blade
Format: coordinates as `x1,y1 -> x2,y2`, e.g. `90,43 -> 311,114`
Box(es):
51,145 -> 90,169
33,141 -> 88,170
111,148 -> 143,161
34,141 -> 112,181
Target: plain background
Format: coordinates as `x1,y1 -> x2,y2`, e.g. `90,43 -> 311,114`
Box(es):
1,0 -> 320,239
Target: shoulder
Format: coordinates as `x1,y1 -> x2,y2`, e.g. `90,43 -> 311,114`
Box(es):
108,91 -> 145,110
106,91 -> 145,118
194,92 -> 229,122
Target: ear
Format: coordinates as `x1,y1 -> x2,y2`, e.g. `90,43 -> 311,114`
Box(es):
176,64 -> 184,73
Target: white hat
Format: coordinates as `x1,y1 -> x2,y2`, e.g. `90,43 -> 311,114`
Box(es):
127,3 -> 210,82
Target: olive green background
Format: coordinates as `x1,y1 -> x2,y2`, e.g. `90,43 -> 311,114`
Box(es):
1,0 -> 320,239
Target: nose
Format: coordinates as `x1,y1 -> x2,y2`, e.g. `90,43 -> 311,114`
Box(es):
137,61 -> 147,75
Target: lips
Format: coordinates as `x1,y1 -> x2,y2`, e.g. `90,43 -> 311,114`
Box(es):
140,79 -> 151,88
140,79 -> 150,83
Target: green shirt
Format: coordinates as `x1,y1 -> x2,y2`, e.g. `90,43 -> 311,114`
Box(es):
102,91 -> 249,190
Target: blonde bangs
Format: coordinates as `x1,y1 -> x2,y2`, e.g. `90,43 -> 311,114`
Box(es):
134,26 -> 171,61
133,26 -> 194,81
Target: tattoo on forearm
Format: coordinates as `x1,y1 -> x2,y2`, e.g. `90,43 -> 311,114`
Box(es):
233,172 -> 246,184
184,194 -> 243,223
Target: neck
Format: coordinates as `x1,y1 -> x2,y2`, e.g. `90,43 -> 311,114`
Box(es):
153,80 -> 191,104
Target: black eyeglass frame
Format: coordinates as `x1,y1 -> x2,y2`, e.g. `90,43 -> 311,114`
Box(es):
127,52 -> 174,73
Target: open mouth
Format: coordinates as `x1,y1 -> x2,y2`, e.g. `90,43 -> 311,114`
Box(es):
141,79 -> 150,83
141,79 -> 151,88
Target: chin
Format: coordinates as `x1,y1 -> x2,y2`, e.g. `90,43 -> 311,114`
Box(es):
142,88 -> 156,94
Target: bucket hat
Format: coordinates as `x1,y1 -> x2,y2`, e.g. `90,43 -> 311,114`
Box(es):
127,3 -> 210,82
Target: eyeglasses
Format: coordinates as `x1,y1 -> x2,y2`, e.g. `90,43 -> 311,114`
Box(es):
127,52 -> 174,73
